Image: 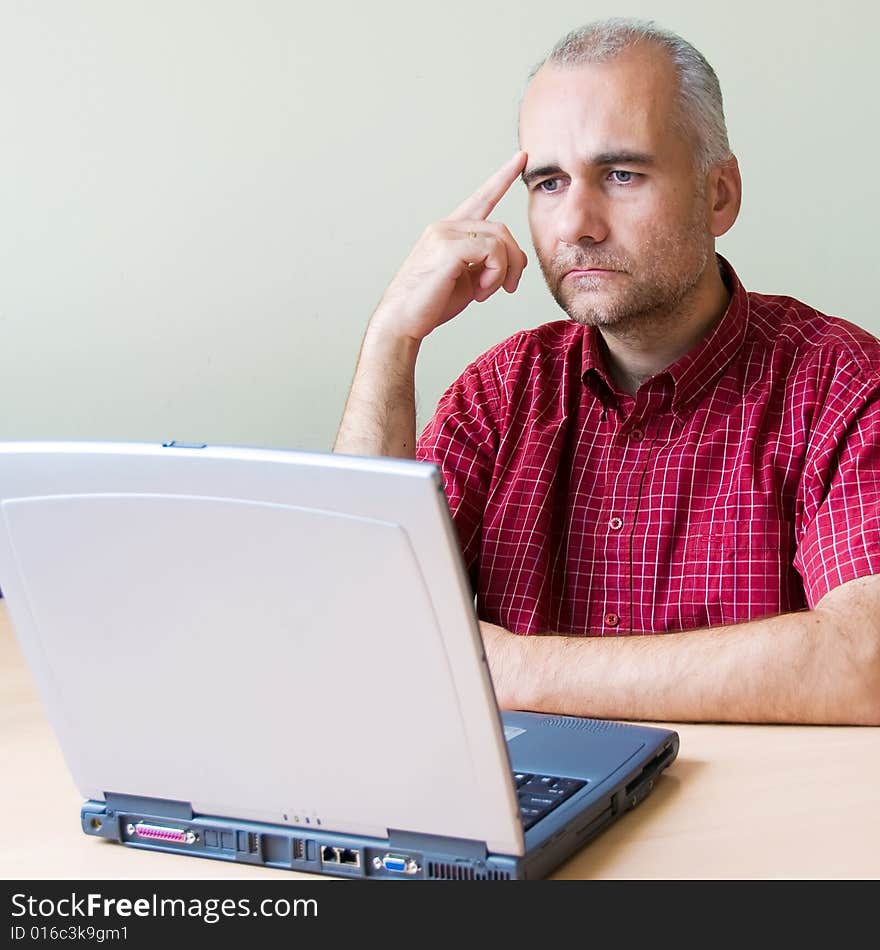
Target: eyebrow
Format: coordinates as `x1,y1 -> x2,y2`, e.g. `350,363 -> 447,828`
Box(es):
521,151 -> 656,186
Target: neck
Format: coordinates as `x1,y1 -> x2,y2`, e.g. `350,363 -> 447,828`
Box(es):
601,258 -> 731,396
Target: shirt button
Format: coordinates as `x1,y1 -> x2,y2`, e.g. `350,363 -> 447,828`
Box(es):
604,612 -> 620,628
630,427 -> 644,441
609,516 -> 623,531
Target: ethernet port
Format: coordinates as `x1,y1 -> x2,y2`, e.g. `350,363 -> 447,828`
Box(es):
321,846 -> 340,864
339,848 -> 361,867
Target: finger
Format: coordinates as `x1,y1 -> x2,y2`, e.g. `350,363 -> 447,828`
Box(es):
468,221 -> 528,293
470,237 -> 509,302
457,223 -> 526,297
448,150 -> 527,222
484,222 -> 528,293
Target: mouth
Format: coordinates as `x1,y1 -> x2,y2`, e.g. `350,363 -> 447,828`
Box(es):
563,268 -> 621,279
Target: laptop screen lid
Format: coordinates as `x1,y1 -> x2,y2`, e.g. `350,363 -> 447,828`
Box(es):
0,441 -> 524,856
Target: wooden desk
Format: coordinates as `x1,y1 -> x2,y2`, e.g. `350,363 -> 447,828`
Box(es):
2,601 -> 878,880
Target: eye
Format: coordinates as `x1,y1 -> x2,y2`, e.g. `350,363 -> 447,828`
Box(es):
536,178 -> 561,193
609,170 -> 638,184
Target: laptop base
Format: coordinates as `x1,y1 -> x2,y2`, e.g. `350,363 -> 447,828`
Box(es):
82,726 -> 676,883
82,797 -> 521,880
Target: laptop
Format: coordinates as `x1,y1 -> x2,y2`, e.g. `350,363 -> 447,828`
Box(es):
0,440 -> 678,880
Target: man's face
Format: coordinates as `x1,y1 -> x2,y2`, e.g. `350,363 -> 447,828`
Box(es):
519,47 -> 714,332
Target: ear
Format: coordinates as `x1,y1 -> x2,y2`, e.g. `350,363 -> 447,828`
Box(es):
708,155 -> 742,237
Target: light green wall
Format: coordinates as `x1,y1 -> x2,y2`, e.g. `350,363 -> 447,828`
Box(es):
1,0 -> 877,450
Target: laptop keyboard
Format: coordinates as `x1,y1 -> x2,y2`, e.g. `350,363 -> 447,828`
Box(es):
513,772 -> 587,830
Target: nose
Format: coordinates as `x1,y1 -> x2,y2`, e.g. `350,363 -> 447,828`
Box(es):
556,183 -> 609,246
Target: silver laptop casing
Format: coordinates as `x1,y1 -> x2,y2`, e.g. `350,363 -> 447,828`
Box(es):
0,441 -> 678,879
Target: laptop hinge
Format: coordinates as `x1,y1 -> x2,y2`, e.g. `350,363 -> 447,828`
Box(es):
387,829 -> 488,861
104,793 -> 193,820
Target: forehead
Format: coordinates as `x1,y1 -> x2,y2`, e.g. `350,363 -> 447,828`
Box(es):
519,46 -> 682,159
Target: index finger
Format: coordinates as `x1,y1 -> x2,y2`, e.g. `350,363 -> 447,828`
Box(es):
448,150 -> 528,221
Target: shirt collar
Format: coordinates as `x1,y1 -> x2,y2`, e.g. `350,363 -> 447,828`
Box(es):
580,254 -> 750,418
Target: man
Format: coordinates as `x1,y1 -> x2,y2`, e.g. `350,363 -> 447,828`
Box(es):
334,18 -> 880,725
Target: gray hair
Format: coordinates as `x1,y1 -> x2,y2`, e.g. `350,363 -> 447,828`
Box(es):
525,17 -> 731,173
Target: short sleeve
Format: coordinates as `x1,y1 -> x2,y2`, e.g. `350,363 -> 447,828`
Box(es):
794,373 -> 880,605
415,349 -> 510,577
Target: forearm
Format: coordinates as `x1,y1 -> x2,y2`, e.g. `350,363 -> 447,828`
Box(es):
333,319 -> 421,459
486,595 -> 880,724
333,153 -> 528,459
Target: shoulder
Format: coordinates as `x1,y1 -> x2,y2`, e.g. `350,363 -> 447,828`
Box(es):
746,291 -> 880,380
458,320 -> 585,386
425,321 -> 582,439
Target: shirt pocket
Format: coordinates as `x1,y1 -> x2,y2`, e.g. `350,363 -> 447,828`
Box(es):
678,518 -> 798,630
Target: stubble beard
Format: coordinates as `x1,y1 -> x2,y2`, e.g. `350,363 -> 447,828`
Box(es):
537,204 -> 713,340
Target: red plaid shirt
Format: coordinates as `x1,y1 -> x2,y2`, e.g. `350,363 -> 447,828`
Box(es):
416,256 -> 880,636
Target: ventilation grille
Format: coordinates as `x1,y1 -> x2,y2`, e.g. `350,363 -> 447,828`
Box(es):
427,862 -> 510,881
540,716 -> 624,733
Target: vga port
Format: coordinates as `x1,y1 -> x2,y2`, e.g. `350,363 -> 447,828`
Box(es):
381,853 -> 419,874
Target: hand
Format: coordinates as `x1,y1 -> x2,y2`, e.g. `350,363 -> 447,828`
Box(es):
371,151 -> 529,343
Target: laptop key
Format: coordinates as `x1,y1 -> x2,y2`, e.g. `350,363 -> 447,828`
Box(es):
519,794 -> 557,808
518,806 -> 555,827
513,772 -> 588,828
519,778 -> 561,796
549,778 -> 586,795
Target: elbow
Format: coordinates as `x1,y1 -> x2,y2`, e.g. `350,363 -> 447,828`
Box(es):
853,672 -> 880,726
813,579 -> 880,724
848,695 -> 880,727
838,631 -> 880,725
